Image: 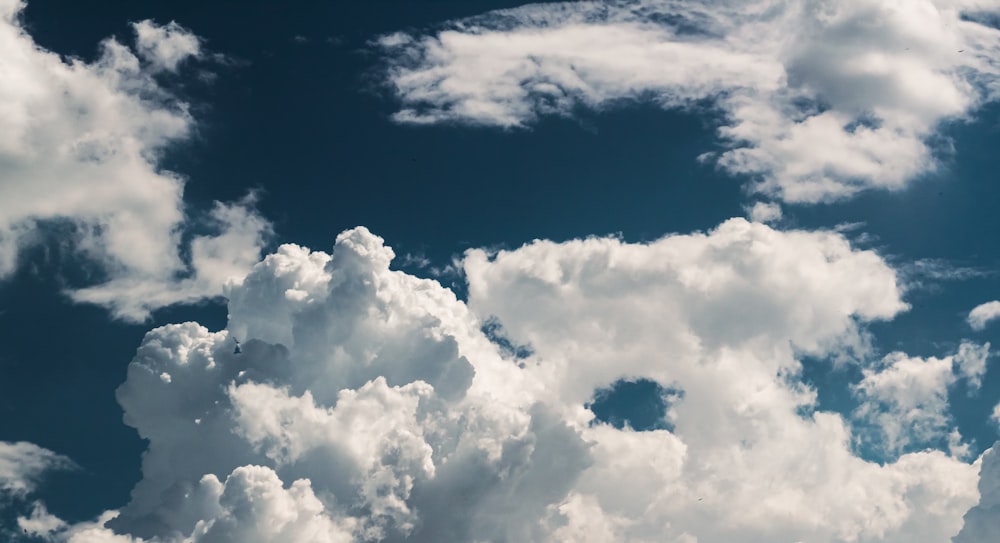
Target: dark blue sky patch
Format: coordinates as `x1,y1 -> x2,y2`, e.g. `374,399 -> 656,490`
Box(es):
479,316 -> 533,362
587,379 -> 681,432
0,261 -> 147,524
798,355 -> 864,415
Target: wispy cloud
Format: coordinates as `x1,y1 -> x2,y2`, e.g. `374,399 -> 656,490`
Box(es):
892,257 -> 990,294
378,0 -> 1000,203
0,441 -> 76,497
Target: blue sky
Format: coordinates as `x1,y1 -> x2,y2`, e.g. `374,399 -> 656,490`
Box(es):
2,0 -> 1000,541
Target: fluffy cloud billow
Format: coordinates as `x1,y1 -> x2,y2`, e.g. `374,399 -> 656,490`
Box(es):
0,1 -> 270,321
852,342 -> 990,458
954,445 -> 1000,543
379,0 -> 1000,203
17,221 -> 998,542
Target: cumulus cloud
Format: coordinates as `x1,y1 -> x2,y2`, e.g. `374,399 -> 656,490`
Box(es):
378,0 -> 1000,202
852,340 -> 989,457
0,2 -> 270,321
0,441 -> 75,496
968,300 -> 1000,331
953,444 -> 1000,543
22,220 -> 997,542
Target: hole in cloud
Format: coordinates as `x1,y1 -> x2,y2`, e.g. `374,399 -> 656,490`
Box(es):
844,113 -> 883,134
586,378 -> 681,432
480,315 -> 533,361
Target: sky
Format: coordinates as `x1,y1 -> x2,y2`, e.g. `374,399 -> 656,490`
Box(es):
3,0 -> 1000,541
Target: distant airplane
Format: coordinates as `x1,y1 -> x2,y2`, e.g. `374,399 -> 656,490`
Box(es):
959,49 -> 965,53
233,337 -> 242,355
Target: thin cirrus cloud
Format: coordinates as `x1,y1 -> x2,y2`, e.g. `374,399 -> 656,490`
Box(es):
0,0 -> 271,322
378,0 -> 1000,203
14,221 -> 997,542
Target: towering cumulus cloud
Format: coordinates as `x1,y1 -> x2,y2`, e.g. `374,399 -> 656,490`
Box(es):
379,0 -> 1000,202
26,221 -> 995,542
0,0 -> 269,321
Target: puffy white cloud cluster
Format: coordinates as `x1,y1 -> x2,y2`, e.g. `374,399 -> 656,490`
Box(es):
21,220 -> 999,542
0,1 -> 270,321
853,341 -> 989,457
968,300 -> 1000,331
379,0 -> 1000,202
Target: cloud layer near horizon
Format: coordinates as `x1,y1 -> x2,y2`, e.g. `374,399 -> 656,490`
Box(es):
0,0 -> 270,321
379,0 -> 1000,203
14,221 -> 997,542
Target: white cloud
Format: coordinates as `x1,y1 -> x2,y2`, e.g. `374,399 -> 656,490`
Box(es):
379,0 -> 1000,202
188,466 -> 357,543
968,300 -> 1000,331
0,441 -> 75,497
955,340 -> 991,389
746,201 -> 782,223
132,20 -> 201,73
949,429 -> 974,461
59,511 -> 146,543
894,258 -> 989,294
22,221 -> 992,542
462,219 -> 980,542
854,353 -> 952,455
953,445 -> 1000,543
0,3 -> 271,321
17,501 -> 67,539
851,341 -> 988,456
69,198 -> 273,321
